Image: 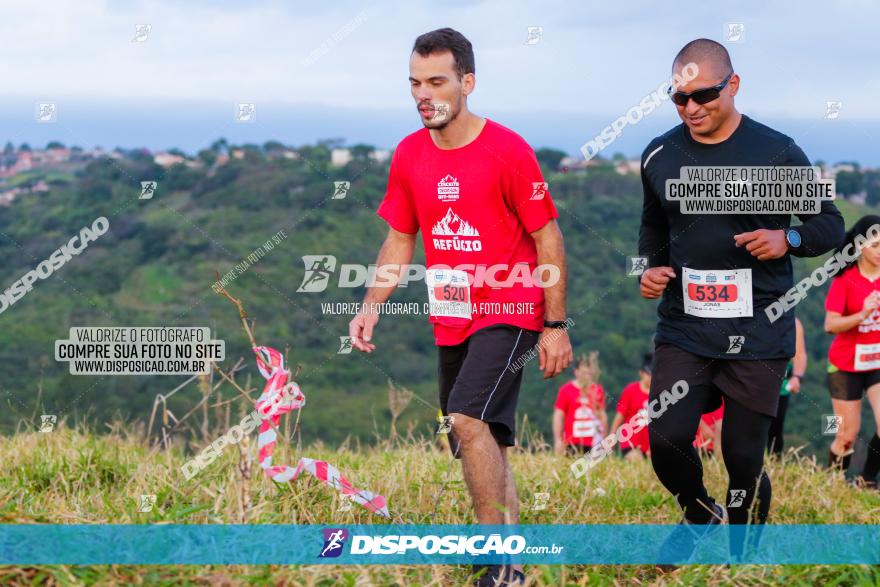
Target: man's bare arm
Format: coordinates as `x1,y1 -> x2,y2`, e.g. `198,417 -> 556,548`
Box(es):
531,220 -> 573,378
532,220 -> 567,321
349,228 -> 417,352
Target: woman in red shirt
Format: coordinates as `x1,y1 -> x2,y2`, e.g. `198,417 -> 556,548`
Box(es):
610,353 -> 653,459
552,353 -> 607,455
824,215 -> 880,487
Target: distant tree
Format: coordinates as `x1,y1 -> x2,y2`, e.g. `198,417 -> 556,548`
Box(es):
865,170 -> 880,207
836,170 -> 864,196
46,141 -> 66,150
210,138 -> 228,154
263,140 -> 286,152
317,138 -> 345,149
197,149 -> 217,167
19,143 -> 31,152
3,142 -> 13,155
350,144 -> 374,162
535,148 -> 567,171
167,148 -> 186,157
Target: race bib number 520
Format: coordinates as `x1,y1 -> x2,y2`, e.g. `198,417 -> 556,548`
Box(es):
681,267 -> 752,318
426,269 -> 471,318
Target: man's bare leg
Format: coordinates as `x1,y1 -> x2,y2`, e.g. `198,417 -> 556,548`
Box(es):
500,446 -> 523,576
451,413 -> 523,583
452,412 -> 506,523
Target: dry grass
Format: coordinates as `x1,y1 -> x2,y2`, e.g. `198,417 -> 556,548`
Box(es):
1,419 -> 879,586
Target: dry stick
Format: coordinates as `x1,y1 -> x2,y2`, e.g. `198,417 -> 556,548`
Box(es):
210,359 -> 289,446
170,360 -> 245,433
212,279 -> 299,447
212,277 -> 377,514
146,374 -> 200,444
238,432 -> 253,523
199,374 -> 211,442
213,273 -> 257,348
30,361 -> 45,426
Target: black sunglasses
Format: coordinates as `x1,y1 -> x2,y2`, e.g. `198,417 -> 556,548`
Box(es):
668,72 -> 734,106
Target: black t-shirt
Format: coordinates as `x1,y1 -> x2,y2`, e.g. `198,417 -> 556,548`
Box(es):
638,115 -> 844,360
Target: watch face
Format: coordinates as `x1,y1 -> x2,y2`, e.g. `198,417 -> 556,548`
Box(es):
787,230 -> 802,247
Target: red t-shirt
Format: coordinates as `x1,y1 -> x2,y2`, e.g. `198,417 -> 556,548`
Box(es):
554,381 -> 606,446
376,119 -> 559,346
825,264 -> 880,372
615,381 -> 650,452
694,404 -> 724,451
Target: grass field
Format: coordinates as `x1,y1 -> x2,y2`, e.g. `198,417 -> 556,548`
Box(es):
1,420 -> 879,586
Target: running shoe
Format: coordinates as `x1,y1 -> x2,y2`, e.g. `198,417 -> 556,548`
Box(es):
657,502 -> 727,566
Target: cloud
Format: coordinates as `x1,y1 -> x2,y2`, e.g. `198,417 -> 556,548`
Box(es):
1,0 -> 876,120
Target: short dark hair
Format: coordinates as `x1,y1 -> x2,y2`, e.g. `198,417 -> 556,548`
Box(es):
673,38 -> 733,77
412,28 -> 475,78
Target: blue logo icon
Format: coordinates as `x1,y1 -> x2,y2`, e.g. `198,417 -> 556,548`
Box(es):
318,528 -> 348,558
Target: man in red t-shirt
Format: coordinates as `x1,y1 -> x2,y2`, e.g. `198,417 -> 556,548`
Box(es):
610,353 -> 653,458
553,354 -> 607,455
348,28 -> 571,586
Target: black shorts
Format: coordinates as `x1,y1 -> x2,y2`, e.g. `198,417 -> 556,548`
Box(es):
651,342 -> 788,417
827,367 -> 880,401
438,324 -> 540,457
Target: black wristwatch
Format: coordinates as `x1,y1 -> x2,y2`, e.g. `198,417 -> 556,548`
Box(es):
544,320 -> 568,329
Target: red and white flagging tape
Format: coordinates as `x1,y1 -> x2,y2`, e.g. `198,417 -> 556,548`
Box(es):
252,346 -> 389,517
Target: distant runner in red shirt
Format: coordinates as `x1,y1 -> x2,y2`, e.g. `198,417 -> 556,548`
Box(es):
610,353 -> 653,459
348,28 -> 571,586
553,353 -> 607,455
824,215 -> 880,488
694,403 -> 724,455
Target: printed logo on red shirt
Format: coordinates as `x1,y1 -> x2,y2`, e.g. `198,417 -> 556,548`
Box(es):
437,175 -> 459,202
530,182 -> 548,200
431,208 -> 483,252
859,310 -> 880,333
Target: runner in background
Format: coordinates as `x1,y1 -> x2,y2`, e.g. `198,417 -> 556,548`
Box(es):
553,353 -> 607,456
694,402 -> 723,455
610,352 -> 653,459
768,317 -> 806,455
824,215 -> 880,488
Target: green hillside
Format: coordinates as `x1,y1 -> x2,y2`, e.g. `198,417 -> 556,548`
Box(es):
0,144 -> 875,461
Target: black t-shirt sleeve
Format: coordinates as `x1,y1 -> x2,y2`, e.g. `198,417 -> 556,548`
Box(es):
638,146 -> 670,268
785,142 -> 845,257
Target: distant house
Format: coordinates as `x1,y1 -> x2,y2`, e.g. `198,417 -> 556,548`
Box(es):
558,156 -> 604,172
615,160 -> 641,175
45,148 -> 71,163
331,148 -> 352,167
0,188 -> 20,206
154,152 -> 186,167
369,149 -> 391,163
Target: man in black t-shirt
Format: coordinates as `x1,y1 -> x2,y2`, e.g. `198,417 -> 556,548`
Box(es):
638,38 -> 843,561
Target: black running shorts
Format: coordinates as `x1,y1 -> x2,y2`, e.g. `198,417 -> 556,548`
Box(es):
438,324 -> 540,457
651,341 -> 788,417
827,366 -> 880,401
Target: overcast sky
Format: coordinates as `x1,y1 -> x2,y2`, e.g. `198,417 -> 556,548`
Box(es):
3,0 -> 878,162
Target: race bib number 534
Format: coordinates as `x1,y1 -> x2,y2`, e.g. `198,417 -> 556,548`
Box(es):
681,267 -> 752,318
